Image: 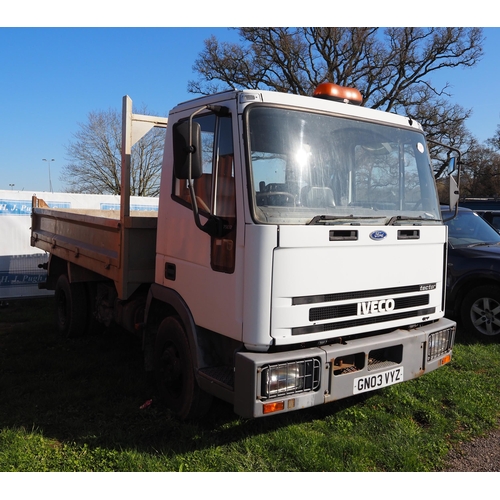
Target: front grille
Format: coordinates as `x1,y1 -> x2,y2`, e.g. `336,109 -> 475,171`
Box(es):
310,294 -> 429,322
292,307 -> 435,336
292,282 -> 436,306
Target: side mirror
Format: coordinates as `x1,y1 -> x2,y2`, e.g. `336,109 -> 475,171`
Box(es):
426,139 -> 461,221
448,157 -> 456,175
173,120 -> 202,179
449,174 -> 459,212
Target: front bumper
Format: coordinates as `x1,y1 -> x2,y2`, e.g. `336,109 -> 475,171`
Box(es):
234,317 -> 455,418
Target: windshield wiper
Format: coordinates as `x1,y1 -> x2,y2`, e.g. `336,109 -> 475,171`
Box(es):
308,215 -> 383,225
386,215 -> 436,226
467,242 -> 500,248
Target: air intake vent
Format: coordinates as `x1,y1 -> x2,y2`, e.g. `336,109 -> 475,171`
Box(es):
292,308 -> 436,336
398,229 -> 420,240
293,283 -> 436,306
309,294 -> 429,322
329,230 -> 358,241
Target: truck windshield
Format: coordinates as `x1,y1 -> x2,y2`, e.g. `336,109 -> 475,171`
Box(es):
246,106 -> 441,225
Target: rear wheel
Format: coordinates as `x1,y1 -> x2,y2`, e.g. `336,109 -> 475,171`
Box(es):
85,282 -> 106,335
154,316 -> 212,420
461,285 -> 500,342
54,274 -> 88,338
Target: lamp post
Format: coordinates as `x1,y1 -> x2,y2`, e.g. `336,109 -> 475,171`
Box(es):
42,158 -> 55,192
9,184 -> 14,190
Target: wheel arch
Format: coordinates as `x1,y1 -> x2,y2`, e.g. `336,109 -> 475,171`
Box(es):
450,274 -> 500,317
46,255 -> 106,289
45,254 -> 67,289
144,283 -> 203,372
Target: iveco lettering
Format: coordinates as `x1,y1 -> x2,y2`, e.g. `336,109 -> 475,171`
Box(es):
357,299 -> 396,315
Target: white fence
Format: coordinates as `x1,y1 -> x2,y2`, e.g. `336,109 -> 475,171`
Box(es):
0,190 -> 158,300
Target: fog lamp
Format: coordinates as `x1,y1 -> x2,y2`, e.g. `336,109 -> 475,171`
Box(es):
264,363 -> 303,398
261,359 -> 320,399
428,328 -> 455,361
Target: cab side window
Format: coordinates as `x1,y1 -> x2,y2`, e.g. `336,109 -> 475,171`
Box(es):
173,112 -> 236,273
176,114 -> 216,213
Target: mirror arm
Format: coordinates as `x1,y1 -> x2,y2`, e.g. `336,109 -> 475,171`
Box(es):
187,179 -> 231,238
427,139 -> 462,220
186,105 -> 232,238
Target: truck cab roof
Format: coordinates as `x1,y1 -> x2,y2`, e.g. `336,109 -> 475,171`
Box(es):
172,88 -> 423,131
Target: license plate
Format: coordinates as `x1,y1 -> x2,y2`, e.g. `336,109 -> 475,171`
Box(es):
353,367 -> 404,395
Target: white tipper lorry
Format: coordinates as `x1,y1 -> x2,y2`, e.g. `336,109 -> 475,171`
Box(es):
31,83 -> 457,419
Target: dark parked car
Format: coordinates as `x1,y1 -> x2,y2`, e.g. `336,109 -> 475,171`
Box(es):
459,199 -> 500,230
473,210 -> 500,231
443,206 -> 500,342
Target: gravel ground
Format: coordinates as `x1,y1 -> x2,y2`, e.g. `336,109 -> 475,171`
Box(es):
442,423 -> 500,471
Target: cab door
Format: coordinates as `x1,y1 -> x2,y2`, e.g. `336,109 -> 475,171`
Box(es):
159,109 -> 241,338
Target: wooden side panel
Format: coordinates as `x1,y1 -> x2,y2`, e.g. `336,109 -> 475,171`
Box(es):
31,207 -> 157,300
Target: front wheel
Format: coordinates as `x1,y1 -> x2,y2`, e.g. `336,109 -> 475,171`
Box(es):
153,316 -> 212,420
461,285 -> 500,342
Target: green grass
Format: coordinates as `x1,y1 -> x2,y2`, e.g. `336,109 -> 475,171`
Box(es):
1,298 -> 499,472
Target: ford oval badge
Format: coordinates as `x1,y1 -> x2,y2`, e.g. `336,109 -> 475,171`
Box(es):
370,230 -> 387,241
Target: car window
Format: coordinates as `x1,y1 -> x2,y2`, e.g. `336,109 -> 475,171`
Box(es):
491,215 -> 500,230
445,211 -> 500,248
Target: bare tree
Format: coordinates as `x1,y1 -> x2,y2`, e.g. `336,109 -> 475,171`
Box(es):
61,106 -> 165,196
189,28 -> 484,177
486,125 -> 500,152
191,28 -> 483,107
460,142 -> 500,198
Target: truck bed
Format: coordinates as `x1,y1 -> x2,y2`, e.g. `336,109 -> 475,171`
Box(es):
31,198 -> 158,300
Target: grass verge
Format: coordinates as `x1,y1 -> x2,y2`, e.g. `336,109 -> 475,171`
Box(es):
1,297 -> 499,472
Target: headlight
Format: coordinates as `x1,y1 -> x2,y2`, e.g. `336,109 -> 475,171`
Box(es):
428,327 -> 455,361
261,359 -> 320,399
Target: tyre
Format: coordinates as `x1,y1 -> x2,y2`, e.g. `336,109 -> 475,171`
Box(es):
85,282 -> 106,336
461,285 -> 500,342
154,316 -> 212,420
54,274 -> 88,338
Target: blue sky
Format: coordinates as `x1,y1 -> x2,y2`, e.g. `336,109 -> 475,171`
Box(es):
1,25 -> 500,193
0,27 -> 241,192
